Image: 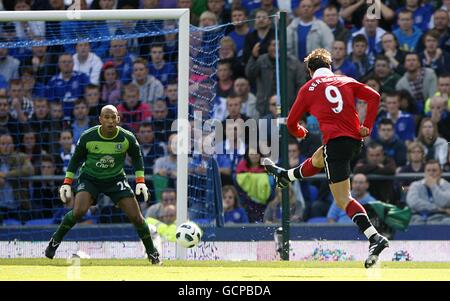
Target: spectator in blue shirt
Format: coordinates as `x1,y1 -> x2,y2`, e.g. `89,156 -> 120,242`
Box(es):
331,40 -> 358,79
347,14 -> 385,61
20,67 -> 46,99
46,54 -> 90,118
148,43 -> 176,87
137,122 -> 165,175
374,118 -> 408,167
54,129 -> 75,174
394,10 -> 423,52
419,29 -> 450,77
347,34 -> 373,79
70,98 -> 95,144
108,39 -> 134,84
396,0 -> 434,33
327,173 -> 376,224
227,7 -> 253,59
222,185 -> 249,224
373,92 -> 416,144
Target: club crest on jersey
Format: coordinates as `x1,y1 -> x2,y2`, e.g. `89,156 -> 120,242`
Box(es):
96,155 -> 115,168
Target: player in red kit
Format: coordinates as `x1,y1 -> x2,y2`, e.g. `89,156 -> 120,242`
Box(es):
264,49 -> 388,268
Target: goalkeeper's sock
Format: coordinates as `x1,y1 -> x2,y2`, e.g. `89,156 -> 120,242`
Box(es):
288,158 -> 322,181
52,210 -> 77,243
345,199 -> 378,242
135,219 -> 157,255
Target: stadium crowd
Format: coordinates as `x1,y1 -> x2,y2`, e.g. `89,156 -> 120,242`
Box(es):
0,0 -> 449,229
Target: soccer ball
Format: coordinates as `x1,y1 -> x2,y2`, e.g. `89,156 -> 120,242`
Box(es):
176,221 -> 202,248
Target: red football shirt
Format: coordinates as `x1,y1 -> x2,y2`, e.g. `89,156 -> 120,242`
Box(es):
287,72 -> 380,144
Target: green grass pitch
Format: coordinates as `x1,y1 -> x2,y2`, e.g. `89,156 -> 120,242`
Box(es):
1,259 -> 450,281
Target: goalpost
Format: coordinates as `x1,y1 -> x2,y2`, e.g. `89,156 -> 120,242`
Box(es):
0,9 -> 190,259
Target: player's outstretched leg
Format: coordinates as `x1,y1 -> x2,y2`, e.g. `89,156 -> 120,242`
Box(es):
262,158 -> 291,188
344,198 -> 389,268
263,148 -> 323,188
45,192 -> 93,259
118,197 -> 161,265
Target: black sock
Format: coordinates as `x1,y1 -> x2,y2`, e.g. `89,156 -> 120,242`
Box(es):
352,214 -> 378,242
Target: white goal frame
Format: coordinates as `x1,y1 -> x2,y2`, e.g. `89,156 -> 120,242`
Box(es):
0,9 -> 190,259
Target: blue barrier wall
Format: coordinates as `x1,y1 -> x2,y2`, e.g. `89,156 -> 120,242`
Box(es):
1,224 -> 449,241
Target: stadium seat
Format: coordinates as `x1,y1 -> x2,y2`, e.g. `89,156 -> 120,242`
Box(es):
307,217 -> 328,224
309,185 -> 319,201
2,219 -> 22,226
24,218 -> 55,226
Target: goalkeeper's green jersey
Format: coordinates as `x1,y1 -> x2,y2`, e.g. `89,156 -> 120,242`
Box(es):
65,125 -> 144,181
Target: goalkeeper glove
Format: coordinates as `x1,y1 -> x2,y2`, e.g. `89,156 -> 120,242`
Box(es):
135,177 -> 149,203
59,178 -> 73,203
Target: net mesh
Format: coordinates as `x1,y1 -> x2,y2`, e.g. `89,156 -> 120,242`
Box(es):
0,17 -> 228,237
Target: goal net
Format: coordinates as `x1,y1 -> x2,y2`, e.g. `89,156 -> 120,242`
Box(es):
0,9 -> 228,253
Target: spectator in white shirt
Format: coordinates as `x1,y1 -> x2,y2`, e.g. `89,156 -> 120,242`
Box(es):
73,41 -> 103,85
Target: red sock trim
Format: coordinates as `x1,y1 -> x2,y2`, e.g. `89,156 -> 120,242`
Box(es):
300,158 -> 322,177
345,199 -> 367,218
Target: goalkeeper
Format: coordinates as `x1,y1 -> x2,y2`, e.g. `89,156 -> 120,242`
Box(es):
45,105 -> 161,265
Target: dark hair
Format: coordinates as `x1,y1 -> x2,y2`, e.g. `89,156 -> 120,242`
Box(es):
227,91 -> 242,100
166,79 -> 178,86
85,84 -> 100,91
34,97 -> 48,103
162,188 -> 176,195
41,154 -> 55,164
133,57 -> 149,67
384,91 -> 400,99
74,98 -> 88,107
288,137 -> 300,147
405,52 -> 420,60
231,6 -> 247,15
423,29 -> 440,42
367,141 -> 382,150
438,73 -> 450,79
352,34 -> 368,45
254,8 -> 269,16
60,129 -> 73,137
139,121 -> 153,130
398,9 -> 413,18
243,146 -> 261,168
150,43 -> 165,50
218,59 -> 232,68
381,32 -> 399,47
20,66 -> 35,77
375,54 -> 390,64
324,4 -> 338,12
378,118 -> 394,128
425,159 -> 441,169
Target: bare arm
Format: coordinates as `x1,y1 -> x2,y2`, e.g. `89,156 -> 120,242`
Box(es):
340,0 -> 365,20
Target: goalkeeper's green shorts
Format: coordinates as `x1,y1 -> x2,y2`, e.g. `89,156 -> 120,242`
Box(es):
76,175 -> 134,205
